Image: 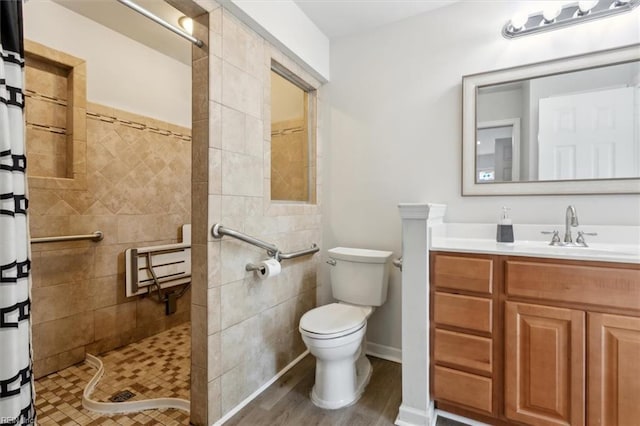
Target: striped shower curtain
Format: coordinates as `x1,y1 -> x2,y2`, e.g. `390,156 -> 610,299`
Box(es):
0,1 -> 35,425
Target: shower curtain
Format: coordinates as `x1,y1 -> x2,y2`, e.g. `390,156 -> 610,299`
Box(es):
0,1 -> 35,425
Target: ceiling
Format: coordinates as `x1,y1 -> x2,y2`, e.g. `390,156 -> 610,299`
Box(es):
293,0 -> 459,39
53,0 -> 459,66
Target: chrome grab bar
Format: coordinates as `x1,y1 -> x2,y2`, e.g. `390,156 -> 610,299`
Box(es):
31,231 -> 104,244
211,224 -> 319,262
279,244 -> 319,260
212,224 -> 278,255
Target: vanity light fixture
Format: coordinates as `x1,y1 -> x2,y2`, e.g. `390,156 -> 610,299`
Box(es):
178,16 -> 194,35
503,0 -> 640,38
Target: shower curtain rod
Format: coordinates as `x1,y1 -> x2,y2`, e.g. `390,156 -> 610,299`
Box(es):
116,0 -> 204,48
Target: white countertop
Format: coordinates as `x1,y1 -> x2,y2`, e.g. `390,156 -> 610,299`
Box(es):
430,224 -> 640,264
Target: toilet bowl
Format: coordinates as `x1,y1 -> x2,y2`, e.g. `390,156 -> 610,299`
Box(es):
299,303 -> 373,409
299,247 -> 392,409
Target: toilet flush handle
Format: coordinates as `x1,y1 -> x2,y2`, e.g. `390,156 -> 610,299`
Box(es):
326,258 -> 337,266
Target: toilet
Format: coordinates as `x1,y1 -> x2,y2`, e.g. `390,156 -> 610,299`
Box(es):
299,247 -> 393,409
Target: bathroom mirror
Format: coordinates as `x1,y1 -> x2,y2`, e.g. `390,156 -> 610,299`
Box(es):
462,44 -> 640,195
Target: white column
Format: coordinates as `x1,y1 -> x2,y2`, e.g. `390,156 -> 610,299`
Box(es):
395,203 -> 446,426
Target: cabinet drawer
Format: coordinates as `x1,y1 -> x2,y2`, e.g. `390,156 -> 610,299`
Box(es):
434,366 -> 492,414
434,329 -> 492,374
434,292 -> 492,334
434,255 -> 493,294
506,260 -> 640,311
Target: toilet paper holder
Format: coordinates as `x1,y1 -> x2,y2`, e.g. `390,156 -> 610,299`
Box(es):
245,257 -> 277,273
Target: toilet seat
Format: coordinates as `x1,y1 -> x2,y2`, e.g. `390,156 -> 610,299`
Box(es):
299,303 -> 372,339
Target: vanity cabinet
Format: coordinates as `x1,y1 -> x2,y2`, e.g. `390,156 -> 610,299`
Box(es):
430,252 -> 640,426
505,301 -> 585,426
587,313 -> 640,426
431,253 -> 497,416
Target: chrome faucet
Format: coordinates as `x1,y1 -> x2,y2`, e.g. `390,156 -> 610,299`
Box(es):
564,205 -> 579,244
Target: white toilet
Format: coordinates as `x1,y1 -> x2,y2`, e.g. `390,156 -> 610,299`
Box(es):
299,247 -> 393,409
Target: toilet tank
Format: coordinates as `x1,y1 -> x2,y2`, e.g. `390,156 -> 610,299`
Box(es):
327,247 -> 393,307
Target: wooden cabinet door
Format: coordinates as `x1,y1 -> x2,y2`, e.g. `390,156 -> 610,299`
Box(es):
505,302 -> 585,426
588,313 -> 640,426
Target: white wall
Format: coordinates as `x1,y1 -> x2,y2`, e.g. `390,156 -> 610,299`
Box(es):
323,1 -> 640,352
23,0 -> 191,128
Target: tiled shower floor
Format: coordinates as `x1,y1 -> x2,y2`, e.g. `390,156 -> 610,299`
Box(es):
35,322 -> 191,425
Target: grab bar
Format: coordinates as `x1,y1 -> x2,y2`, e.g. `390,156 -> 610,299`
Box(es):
212,224 -> 278,255
31,231 -> 104,244
279,244 -> 319,260
211,223 -> 319,262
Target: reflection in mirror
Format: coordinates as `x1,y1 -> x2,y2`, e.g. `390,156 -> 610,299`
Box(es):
476,119 -> 520,183
476,60 -> 640,183
270,64 -> 316,203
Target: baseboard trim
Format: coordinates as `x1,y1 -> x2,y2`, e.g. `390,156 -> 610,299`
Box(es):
395,405 -> 429,426
213,349 -> 310,425
395,402 -> 434,426
366,342 -> 402,364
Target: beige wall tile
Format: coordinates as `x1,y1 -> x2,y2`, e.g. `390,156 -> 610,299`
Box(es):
208,332 -> 221,381
210,56 -> 222,104
191,365 -> 208,426
207,377 -> 221,425
201,12 -> 324,422
208,286 -> 221,334
192,304 -> 208,370
94,302 -> 136,341
209,101 -> 222,149
208,148 -> 222,194
32,281 -> 90,325
193,56 -> 209,122
221,151 -> 263,196
31,247 -> 94,288
191,242 -> 208,304
33,312 -> 94,360
221,106 -> 245,153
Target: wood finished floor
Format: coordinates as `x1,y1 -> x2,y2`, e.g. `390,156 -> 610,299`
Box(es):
224,354 -> 470,426
225,355 -> 402,426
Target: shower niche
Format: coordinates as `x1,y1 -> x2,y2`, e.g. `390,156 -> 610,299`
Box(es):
24,40 -> 87,189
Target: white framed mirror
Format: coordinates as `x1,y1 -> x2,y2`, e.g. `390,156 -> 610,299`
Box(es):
462,44 -> 640,196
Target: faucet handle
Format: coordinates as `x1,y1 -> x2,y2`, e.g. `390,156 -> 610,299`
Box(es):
541,230 -> 561,245
576,231 -> 597,246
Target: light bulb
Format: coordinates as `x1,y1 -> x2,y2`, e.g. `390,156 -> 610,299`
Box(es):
578,0 -> 598,13
542,3 -> 562,22
178,16 -> 193,35
510,11 -> 528,30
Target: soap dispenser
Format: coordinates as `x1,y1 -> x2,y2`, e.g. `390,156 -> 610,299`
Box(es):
497,207 -> 514,243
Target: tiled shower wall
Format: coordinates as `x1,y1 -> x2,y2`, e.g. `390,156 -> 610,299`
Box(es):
271,118 -> 310,201
29,102 -> 192,378
189,3 -> 323,423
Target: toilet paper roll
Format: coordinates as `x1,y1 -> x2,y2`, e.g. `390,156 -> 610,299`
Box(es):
257,258 -> 281,280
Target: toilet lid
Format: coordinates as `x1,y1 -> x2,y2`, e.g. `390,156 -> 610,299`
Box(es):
300,303 -> 372,336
